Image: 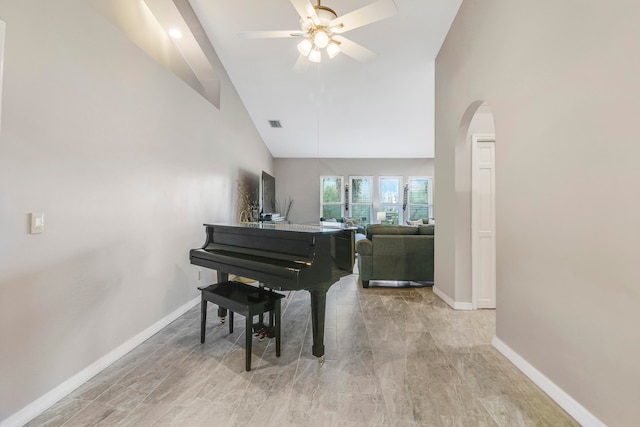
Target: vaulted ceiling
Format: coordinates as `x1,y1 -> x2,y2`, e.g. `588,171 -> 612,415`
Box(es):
96,0 -> 462,158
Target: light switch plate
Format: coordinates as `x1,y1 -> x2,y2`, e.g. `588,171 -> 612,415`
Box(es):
30,212 -> 44,234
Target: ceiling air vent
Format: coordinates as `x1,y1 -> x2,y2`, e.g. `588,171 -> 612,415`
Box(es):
268,120 -> 282,128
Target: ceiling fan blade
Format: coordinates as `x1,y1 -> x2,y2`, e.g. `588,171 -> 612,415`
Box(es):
332,35 -> 377,63
239,30 -> 306,39
293,55 -> 310,73
330,0 -> 398,34
290,0 -> 320,26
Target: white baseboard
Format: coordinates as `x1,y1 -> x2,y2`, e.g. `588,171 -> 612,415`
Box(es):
454,301 -> 473,310
0,297 -> 200,427
432,286 -> 473,310
492,336 -> 606,427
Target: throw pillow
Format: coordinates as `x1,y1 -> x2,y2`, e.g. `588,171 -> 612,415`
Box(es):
406,219 -> 424,226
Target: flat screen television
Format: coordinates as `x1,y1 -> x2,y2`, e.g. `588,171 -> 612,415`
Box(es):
261,171 -> 276,215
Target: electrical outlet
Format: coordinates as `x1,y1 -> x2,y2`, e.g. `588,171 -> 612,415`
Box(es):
198,270 -> 202,280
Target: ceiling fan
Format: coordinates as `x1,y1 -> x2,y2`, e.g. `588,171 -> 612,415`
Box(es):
239,0 -> 398,67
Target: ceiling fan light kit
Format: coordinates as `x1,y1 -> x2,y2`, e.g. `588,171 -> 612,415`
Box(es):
308,47 -> 322,63
297,28 -> 337,62
296,2 -> 339,63
313,30 -> 330,49
297,38 -> 313,56
240,0 -> 398,66
326,41 -> 340,59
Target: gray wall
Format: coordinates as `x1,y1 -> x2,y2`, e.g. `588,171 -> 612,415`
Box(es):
435,1 -> 640,425
274,158 -> 434,224
0,0 -> 272,420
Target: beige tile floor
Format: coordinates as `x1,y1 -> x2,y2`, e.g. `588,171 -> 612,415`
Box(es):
27,274 -> 579,427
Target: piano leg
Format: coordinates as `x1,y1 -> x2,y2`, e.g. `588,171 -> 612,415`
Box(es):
309,289 -> 327,359
200,297 -> 207,344
217,271 -> 229,320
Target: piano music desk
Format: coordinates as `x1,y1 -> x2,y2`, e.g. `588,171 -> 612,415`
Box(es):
198,281 -> 285,371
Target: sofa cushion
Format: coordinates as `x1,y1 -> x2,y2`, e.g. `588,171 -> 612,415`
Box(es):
418,224 -> 435,235
366,224 -> 419,240
406,219 -> 423,226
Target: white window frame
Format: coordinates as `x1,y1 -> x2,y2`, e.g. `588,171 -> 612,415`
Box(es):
319,175 -> 344,219
407,176 -> 433,222
348,176 -> 373,225
378,176 -> 403,224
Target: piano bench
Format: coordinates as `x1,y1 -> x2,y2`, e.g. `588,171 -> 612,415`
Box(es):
198,281 -> 285,371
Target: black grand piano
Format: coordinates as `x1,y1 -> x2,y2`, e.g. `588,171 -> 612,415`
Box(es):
190,222 -> 355,359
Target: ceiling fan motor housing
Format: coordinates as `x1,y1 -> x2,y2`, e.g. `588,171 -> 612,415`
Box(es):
315,6 -> 337,26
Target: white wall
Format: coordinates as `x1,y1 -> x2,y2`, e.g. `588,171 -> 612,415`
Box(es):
274,158 -> 434,224
0,0 -> 272,421
435,1 -> 640,425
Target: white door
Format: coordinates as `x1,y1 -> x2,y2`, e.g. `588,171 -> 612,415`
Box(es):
472,135 -> 496,309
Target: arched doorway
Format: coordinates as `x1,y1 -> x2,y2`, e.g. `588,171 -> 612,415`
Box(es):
455,102 -> 496,309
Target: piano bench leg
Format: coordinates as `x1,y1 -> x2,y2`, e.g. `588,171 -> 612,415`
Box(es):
229,311 -> 234,334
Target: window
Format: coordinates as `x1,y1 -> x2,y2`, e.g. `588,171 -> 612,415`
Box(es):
320,176 -> 344,219
379,176 -> 402,224
349,176 -> 373,225
407,176 -> 433,221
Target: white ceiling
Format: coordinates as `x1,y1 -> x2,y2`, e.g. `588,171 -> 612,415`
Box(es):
188,0 -> 462,158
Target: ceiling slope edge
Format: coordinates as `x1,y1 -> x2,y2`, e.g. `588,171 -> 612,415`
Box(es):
88,0 -> 221,108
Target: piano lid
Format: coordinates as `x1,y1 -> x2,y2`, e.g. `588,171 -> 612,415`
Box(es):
202,222 -> 349,235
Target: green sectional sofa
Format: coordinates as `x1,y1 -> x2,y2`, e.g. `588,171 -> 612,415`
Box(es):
355,224 -> 434,288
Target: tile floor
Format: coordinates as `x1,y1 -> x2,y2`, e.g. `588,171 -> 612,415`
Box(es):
26,274 -> 579,426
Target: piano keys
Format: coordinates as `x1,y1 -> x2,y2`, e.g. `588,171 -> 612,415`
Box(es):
190,222 -> 355,359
